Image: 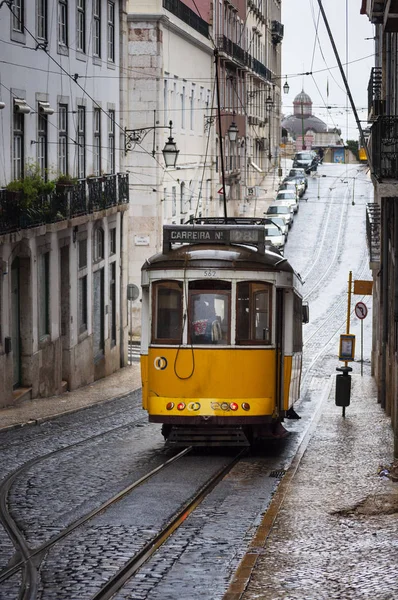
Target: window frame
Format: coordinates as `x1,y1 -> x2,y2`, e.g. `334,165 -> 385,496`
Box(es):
76,0 -> 86,53
93,107 -> 101,176
37,0 -> 47,40
93,0 -> 101,57
77,105 -> 86,179
37,111 -> 48,179
236,281 -> 273,345
13,110 -> 24,180
58,0 -> 68,47
188,281 -> 231,346
151,280 -> 183,344
12,0 -> 24,33
58,103 -> 68,175
108,109 -> 115,173
38,251 -> 50,340
107,1 -> 115,62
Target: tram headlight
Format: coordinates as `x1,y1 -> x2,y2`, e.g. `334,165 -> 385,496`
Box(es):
221,402 -> 229,411
166,402 -> 174,410
241,402 -> 251,411
230,402 -> 239,411
177,402 -> 186,411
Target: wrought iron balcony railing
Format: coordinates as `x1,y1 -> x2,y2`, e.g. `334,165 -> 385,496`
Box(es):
366,203 -> 381,265
215,36 -> 272,82
271,20 -> 284,44
367,67 -> 383,121
0,173 -> 129,236
371,116 -> 398,180
163,0 -> 209,38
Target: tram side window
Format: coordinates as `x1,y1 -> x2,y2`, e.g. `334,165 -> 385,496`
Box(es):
152,281 -> 183,343
293,293 -> 303,352
236,282 -> 272,344
189,281 -> 231,344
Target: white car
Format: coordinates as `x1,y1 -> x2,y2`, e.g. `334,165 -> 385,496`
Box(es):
267,216 -> 288,239
275,190 -> 299,213
264,224 -> 285,252
266,204 -> 294,228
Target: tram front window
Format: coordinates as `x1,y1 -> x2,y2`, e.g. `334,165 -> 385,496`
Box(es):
189,282 -> 230,344
236,282 -> 272,344
152,281 -> 183,343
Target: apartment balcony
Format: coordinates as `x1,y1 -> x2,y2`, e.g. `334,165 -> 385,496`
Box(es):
0,173 -> 129,236
367,67 -> 384,122
361,0 -> 398,30
163,0 -> 209,38
215,35 -> 246,67
366,203 -> 381,266
371,117 -> 398,180
271,21 -> 284,44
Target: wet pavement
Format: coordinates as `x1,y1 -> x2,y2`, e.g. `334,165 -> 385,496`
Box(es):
1,365 -> 397,599
225,373 -> 398,600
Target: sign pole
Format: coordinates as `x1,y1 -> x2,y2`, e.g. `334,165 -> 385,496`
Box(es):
361,319 -> 363,377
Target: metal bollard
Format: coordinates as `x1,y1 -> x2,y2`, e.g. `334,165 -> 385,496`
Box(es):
335,366 -> 352,417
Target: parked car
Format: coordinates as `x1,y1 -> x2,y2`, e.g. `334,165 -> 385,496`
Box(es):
275,190 -> 299,213
292,151 -> 318,173
264,224 -> 285,252
267,216 -> 288,239
278,180 -> 303,199
286,168 -> 308,189
266,204 -> 294,228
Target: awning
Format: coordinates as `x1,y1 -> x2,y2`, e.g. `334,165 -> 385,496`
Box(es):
38,101 -> 54,115
14,98 -> 31,114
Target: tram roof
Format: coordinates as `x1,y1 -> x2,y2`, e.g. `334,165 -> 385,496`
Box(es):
142,224 -> 295,273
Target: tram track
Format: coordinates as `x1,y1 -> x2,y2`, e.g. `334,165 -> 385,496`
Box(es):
0,445 -> 246,600
0,447 -> 192,596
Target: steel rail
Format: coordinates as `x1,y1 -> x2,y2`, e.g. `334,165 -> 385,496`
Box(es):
90,449 -> 247,600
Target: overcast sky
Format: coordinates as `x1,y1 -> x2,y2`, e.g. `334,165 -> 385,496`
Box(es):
281,0 -> 375,142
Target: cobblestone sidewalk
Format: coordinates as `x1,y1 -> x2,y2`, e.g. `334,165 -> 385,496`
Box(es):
0,364 -> 141,431
225,374 -> 398,600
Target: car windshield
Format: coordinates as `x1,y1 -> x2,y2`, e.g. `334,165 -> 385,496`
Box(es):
264,227 -> 279,237
277,191 -> 295,199
296,153 -> 312,160
289,169 -> 305,176
270,218 -> 285,228
268,206 -> 288,214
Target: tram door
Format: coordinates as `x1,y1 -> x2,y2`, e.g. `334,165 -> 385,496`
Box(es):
11,258 -> 21,388
275,289 -> 285,412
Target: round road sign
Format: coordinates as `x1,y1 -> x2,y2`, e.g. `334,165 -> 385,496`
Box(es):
355,302 -> 368,320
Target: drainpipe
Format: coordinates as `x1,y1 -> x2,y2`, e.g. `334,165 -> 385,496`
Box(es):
381,204 -> 388,410
394,203 -> 398,457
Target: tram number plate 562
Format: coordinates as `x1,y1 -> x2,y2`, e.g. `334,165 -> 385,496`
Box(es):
204,270 -> 217,277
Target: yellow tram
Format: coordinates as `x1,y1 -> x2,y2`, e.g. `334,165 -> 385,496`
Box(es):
140,221 -> 307,446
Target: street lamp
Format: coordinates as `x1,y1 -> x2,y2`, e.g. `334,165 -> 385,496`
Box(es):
265,92 -> 274,162
124,117 -> 179,167
227,121 -> 239,143
283,78 -> 290,94
162,121 -> 180,168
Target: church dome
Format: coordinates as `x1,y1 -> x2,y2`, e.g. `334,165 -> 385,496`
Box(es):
282,88 -> 328,136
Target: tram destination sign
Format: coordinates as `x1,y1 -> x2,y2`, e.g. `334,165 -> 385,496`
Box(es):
163,224 -> 265,252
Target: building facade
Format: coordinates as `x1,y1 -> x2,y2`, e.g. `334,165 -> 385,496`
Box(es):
0,0 -> 129,406
126,0 -> 283,331
361,0 -> 398,457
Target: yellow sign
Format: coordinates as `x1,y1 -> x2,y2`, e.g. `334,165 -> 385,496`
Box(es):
353,280 -> 373,295
359,148 -> 367,161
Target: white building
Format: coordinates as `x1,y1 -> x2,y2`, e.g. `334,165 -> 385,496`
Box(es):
0,0 -> 130,407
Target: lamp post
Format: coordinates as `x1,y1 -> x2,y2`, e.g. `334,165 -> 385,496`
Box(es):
265,91 -> 274,162
124,115 -> 179,167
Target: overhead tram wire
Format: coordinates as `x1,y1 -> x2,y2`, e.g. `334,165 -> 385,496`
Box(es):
315,0 -> 371,169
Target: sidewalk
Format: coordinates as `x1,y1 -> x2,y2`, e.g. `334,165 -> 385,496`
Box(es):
225,374 -> 398,600
0,363 -> 142,432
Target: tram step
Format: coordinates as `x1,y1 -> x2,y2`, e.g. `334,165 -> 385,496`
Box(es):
166,426 -> 250,447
